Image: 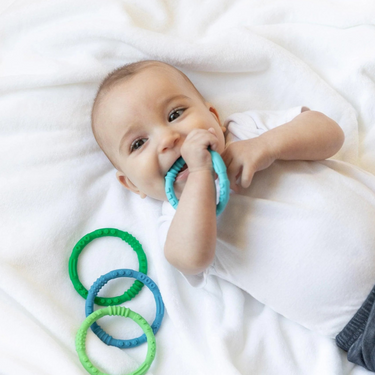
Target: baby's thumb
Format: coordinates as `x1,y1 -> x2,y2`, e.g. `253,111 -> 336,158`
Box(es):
207,128 -> 218,150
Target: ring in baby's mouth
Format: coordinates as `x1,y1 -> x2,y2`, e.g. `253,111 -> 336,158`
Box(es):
165,156 -> 188,181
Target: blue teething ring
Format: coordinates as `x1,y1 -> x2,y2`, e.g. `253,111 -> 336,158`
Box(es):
165,149 -> 230,215
85,269 -> 164,348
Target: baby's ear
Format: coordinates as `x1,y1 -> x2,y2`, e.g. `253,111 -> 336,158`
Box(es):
206,103 -> 220,121
206,103 -> 225,131
116,171 -> 147,199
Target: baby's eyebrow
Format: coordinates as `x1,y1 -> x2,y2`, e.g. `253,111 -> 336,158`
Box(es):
162,94 -> 190,107
118,94 -> 191,154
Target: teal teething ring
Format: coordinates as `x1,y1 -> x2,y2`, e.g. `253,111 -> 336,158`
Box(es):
165,149 -> 230,215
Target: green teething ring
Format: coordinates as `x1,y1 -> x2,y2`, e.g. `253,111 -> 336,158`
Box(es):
76,306 -> 156,375
69,228 -> 147,306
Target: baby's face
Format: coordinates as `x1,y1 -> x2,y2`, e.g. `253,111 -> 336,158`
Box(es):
95,64 -> 226,201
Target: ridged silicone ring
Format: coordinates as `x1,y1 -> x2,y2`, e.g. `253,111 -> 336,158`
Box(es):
165,149 -> 230,215
85,269 -> 164,348
69,228 -> 148,306
76,306 -> 156,375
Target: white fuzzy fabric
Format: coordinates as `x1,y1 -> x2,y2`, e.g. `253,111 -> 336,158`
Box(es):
1,1 -> 375,374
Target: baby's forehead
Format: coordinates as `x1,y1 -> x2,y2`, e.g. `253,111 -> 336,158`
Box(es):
102,65 -> 198,112
114,64 -> 191,94
95,65 -> 187,124
93,62 -> 202,133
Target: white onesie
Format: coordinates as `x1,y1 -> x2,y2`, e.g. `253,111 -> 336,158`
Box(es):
157,107 -> 375,338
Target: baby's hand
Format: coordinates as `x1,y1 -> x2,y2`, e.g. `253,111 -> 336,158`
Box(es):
180,128 -> 219,174
221,137 -> 276,192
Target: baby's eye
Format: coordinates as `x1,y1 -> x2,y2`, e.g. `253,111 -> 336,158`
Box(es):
168,108 -> 185,122
130,138 -> 147,152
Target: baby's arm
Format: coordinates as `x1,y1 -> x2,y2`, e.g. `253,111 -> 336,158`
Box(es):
222,110 -> 345,191
261,110 -> 345,163
164,128 -> 218,276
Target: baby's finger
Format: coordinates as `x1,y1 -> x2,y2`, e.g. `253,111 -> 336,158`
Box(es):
207,128 -> 219,150
198,130 -> 218,151
226,162 -> 241,192
185,129 -> 218,151
240,168 -> 254,189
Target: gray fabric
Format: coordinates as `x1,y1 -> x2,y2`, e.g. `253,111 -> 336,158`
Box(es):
336,284 -> 375,372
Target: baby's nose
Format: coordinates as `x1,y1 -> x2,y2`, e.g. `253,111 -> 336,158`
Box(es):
158,130 -> 180,153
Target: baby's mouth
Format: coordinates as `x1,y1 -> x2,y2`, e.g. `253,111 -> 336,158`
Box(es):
175,163 -> 189,181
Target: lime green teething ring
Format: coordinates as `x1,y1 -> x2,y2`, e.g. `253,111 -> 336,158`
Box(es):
76,306 -> 156,375
69,228 -> 148,306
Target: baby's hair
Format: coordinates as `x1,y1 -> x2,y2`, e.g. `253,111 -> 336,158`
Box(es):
91,60 -> 204,170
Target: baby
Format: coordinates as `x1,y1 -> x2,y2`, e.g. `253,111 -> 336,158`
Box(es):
91,60 -> 375,372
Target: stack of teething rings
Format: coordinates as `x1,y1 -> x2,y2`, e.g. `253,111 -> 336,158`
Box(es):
69,228 -> 164,375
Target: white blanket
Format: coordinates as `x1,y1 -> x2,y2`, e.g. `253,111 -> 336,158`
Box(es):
1,1 -> 374,374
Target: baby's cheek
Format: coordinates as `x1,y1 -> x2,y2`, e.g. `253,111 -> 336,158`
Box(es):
149,178 -> 169,201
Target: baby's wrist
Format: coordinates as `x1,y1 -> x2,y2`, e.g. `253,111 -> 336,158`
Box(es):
257,132 -> 280,162
187,167 -> 214,176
